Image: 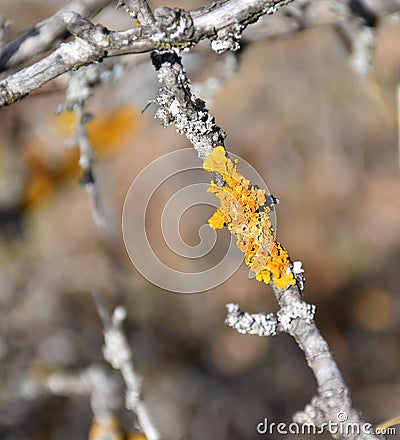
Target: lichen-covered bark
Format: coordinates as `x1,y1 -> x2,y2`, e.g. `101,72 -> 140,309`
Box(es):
152,45 -> 381,440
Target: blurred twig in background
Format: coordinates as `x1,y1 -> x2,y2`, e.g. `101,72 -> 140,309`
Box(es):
96,297 -> 160,440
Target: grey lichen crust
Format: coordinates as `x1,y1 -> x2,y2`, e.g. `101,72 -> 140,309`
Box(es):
225,303 -> 278,336
225,301 -> 316,337
151,51 -> 226,160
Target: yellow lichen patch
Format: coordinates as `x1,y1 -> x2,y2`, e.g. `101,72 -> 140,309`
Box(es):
208,208 -> 228,229
265,240 -> 296,290
203,146 -> 266,209
255,268 -> 271,284
203,146 -> 296,290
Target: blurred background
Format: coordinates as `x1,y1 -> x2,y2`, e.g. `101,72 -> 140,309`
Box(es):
0,1 -> 399,439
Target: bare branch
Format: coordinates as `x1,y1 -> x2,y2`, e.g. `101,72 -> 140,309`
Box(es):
225,303 -> 279,336
225,297 -> 315,337
46,366 -> 122,424
1,0 -> 400,108
225,289 -> 378,438
273,284 -> 380,440
0,15 -> 12,49
99,305 -> 160,440
0,0 -> 293,108
151,51 -> 226,161
44,366 -> 126,440
56,62 -> 122,233
226,268 -> 381,438
117,0 -> 156,26
0,14 -> 112,106
0,0 -> 113,71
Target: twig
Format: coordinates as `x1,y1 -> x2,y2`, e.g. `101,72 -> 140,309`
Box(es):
276,285 -> 379,439
94,300 -> 160,440
2,0 -> 400,108
0,0 -> 292,107
0,15 -> 12,49
46,365 -> 122,425
39,364 -> 125,439
376,415 -> 400,432
56,63 -> 121,233
151,51 -> 226,161
117,0 -> 156,26
225,295 -> 315,337
75,104 -> 110,233
0,0 -> 113,71
0,13 -> 113,107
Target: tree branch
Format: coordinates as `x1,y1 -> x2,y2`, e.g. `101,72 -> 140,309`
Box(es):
0,13 -> 113,106
0,0 -> 113,72
99,305 -> 161,440
0,0 -> 293,108
272,284 -> 379,439
226,289 -> 381,439
93,290 -> 161,440
117,0 -> 156,26
45,365 -> 123,436
1,0 -> 400,108
55,62 -> 118,234
150,48 -> 381,439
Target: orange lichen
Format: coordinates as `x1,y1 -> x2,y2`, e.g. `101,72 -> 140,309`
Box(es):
203,146 -> 296,290
208,208 -> 229,229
